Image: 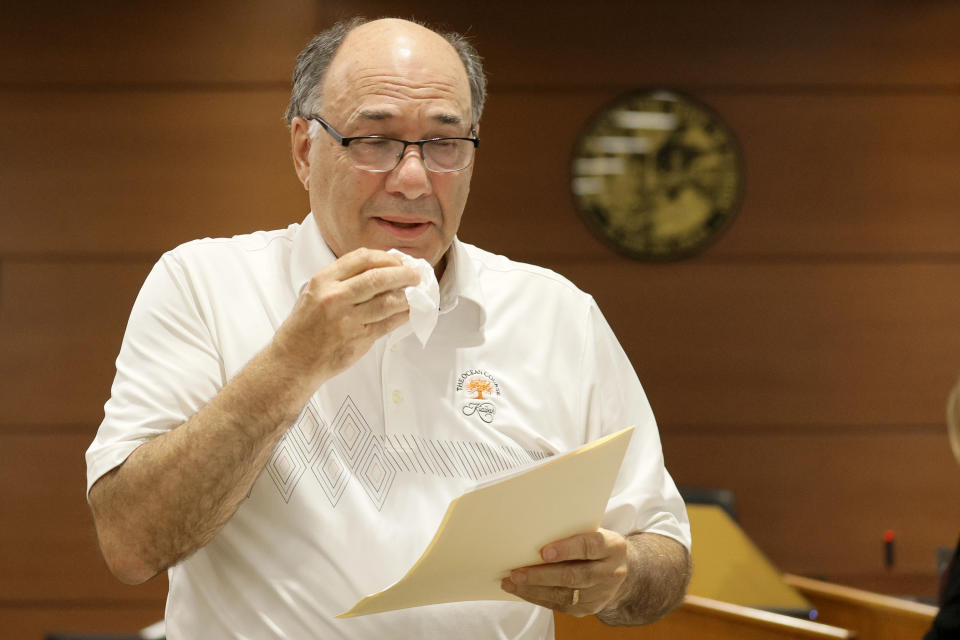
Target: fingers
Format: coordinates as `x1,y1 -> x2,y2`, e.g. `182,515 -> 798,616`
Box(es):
329,247 -> 404,280
308,248 -> 421,306
362,307 -> 411,338
501,529 -> 629,616
358,288 -> 411,329
500,580 -> 593,616
541,530 -> 617,563
347,264 -> 421,305
508,559 -> 599,591
330,248 -> 422,293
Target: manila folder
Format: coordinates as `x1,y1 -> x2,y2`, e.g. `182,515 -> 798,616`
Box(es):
339,426 -> 635,617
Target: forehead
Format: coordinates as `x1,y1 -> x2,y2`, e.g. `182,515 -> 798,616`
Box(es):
321,21 -> 472,125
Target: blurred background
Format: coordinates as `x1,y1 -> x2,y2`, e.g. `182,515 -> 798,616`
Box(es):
1,1 -> 959,637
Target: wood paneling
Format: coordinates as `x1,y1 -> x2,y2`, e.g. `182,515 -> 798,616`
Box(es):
4,90 -> 958,258
0,260 -> 152,427
0,91 -> 304,256
561,262 -> 960,428
0,0 -> 319,85
0,604 -> 163,640
0,432 -> 168,602
318,1 -> 960,88
662,428 -> 960,581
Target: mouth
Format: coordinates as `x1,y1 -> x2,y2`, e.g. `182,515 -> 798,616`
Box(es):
374,217 -> 432,238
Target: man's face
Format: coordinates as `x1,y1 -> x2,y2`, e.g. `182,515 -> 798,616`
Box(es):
293,20 -> 475,274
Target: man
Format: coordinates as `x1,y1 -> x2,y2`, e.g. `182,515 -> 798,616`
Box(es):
86,17 -> 691,639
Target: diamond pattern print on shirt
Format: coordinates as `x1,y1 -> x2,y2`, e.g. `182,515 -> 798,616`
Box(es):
356,436 -> 397,511
290,402 -> 327,463
265,395 -> 549,508
265,435 -> 307,503
332,396 -> 372,466
311,446 -> 349,507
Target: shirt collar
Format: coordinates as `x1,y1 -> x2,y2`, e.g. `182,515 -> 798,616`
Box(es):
289,212 -> 338,295
440,237 -> 487,330
289,213 -> 486,330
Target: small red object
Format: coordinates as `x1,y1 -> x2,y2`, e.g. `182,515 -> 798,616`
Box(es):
883,530 -> 896,569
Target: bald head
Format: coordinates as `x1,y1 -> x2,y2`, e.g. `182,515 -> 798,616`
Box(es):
323,19 -> 471,124
285,17 -> 486,127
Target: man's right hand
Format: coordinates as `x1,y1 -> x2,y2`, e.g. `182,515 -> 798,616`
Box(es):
271,247 -> 421,399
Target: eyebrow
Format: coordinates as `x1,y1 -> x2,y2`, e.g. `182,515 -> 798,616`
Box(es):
357,109 -> 394,121
356,109 -> 463,126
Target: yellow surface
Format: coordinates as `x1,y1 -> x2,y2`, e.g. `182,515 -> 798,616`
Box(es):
687,504 -> 811,612
340,427 -> 635,617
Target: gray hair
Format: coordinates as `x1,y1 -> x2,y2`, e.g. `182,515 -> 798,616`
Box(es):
284,17 -> 487,127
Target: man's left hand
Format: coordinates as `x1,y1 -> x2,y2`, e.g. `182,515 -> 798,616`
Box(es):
500,528 -> 631,616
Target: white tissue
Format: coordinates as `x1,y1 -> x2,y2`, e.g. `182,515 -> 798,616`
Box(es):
388,249 -> 440,346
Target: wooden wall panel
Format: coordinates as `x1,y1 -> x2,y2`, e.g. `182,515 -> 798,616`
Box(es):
0,433 -> 168,602
325,1 -> 960,87
4,90 -> 957,258
0,260 -> 152,427
0,0 -> 319,84
561,262 -> 960,428
0,605 -> 163,640
0,91 -> 304,256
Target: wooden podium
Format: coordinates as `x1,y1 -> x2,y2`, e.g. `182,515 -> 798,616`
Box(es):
685,505 -> 812,615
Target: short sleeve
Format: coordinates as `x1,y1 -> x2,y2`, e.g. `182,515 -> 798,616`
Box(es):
85,251 -> 225,496
580,301 -> 691,550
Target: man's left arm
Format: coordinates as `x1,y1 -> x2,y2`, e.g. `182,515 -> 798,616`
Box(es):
501,528 -> 691,625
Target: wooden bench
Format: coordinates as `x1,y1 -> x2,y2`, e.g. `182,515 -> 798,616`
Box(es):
783,574 -> 937,640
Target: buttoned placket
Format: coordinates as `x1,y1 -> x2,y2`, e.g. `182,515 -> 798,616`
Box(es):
381,333 -> 407,437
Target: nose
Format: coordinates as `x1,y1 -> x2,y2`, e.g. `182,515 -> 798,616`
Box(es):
385,146 -> 432,200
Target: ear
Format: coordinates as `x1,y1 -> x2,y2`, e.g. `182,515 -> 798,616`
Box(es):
290,117 -> 312,191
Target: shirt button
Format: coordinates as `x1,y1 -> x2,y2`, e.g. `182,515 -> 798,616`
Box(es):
392,390 -> 404,404
390,343 -> 399,353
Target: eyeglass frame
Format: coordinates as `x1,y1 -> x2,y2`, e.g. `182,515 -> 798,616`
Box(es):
306,115 -> 480,173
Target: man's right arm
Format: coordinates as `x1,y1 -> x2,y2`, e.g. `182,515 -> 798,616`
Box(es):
88,248 -> 419,584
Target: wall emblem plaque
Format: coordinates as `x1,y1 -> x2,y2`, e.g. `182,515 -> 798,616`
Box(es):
571,90 -> 743,260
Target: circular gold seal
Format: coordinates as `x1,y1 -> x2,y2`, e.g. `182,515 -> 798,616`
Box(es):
571,90 -> 743,260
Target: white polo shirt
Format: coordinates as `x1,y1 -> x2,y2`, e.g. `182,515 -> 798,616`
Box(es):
86,214 -> 690,640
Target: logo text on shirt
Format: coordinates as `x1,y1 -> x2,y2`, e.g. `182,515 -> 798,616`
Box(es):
456,369 -> 501,424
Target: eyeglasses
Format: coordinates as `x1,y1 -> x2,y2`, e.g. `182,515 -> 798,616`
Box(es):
307,115 -> 479,173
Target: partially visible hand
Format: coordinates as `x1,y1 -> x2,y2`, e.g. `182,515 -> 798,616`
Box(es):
501,528 -> 632,616
271,247 -> 420,396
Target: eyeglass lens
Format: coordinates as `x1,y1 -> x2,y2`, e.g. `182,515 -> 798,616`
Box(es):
348,138 -> 475,172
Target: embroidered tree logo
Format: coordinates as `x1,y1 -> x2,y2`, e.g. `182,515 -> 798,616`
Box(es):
466,378 -> 493,400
